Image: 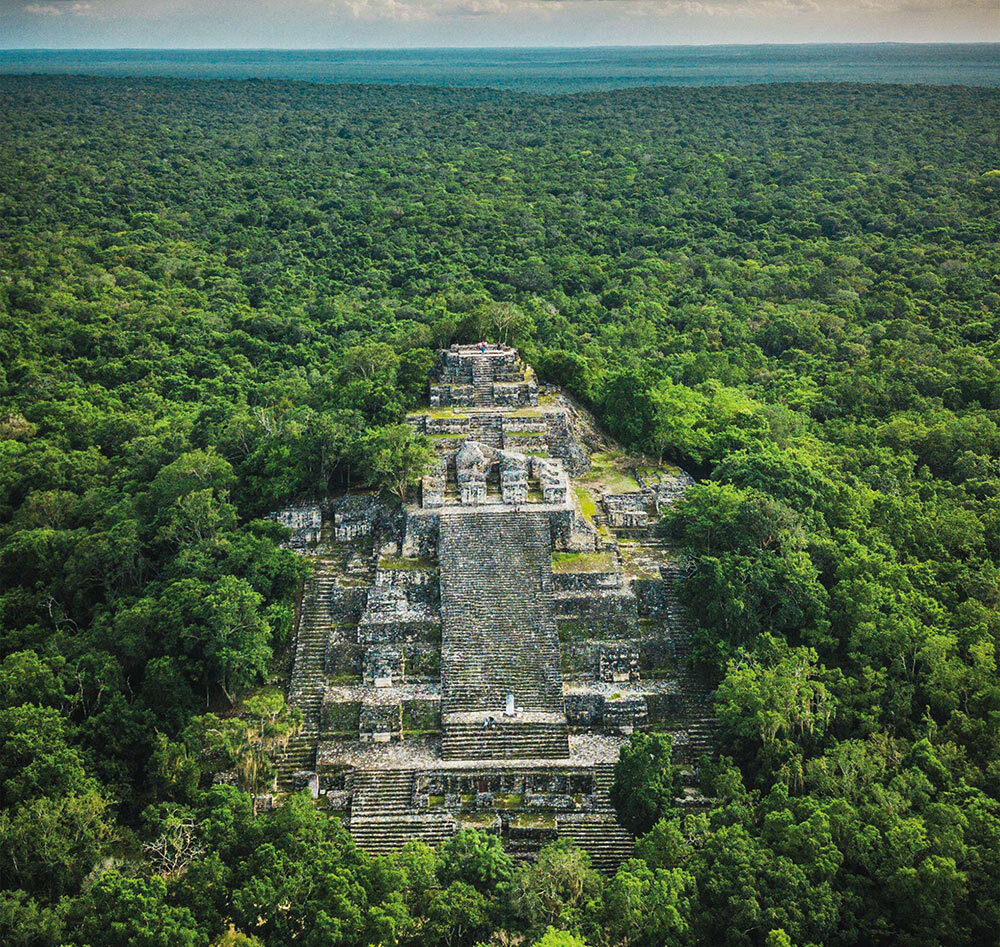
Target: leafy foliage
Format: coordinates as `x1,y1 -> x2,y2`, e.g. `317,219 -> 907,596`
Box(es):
1,75 -> 999,946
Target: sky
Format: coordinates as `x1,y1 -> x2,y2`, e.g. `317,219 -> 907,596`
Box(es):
0,0 -> 997,48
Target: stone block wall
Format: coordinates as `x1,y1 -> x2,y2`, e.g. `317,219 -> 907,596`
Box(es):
332,495 -> 381,542
363,647 -> 404,685
414,769 -> 598,811
549,509 -> 600,552
358,619 -> 442,646
325,642 -> 364,678
633,577 -> 671,616
552,571 -> 622,592
401,698 -> 441,733
564,694 -> 649,732
560,637 -> 666,680
321,696 -> 360,737
598,642 -> 641,683
269,504 -> 322,549
402,512 -> 439,558
544,412 -> 591,478
554,590 -> 639,637
602,493 -> 651,531
359,700 -> 403,742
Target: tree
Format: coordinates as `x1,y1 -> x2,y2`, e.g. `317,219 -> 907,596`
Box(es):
715,634 -> 834,778
76,873 -> 205,947
425,881 -> 491,947
0,704 -> 94,805
157,577 -> 273,704
610,733 -> 682,837
359,424 -> 432,502
438,829 -> 514,894
600,371 -> 659,451
508,840 -> 601,935
183,692 -> 301,810
0,791 -> 116,901
598,859 -> 695,947
531,928 -> 591,947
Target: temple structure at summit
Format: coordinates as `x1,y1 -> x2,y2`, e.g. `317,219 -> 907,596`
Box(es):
274,344 -> 715,868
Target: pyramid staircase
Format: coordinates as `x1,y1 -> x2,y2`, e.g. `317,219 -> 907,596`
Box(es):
556,763 -> 633,871
472,356 -> 495,406
277,553 -> 372,789
439,511 -> 569,761
348,769 -> 456,855
658,559 -> 718,764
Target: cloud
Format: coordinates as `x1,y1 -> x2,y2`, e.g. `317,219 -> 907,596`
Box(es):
453,0 -> 990,10
23,0 -> 93,14
309,0 -> 993,22
314,0 -> 561,19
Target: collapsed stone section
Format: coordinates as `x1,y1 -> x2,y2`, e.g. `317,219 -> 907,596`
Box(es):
438,511 -> 570,760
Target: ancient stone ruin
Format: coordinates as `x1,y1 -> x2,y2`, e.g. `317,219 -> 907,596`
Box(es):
276,343 -> 714,869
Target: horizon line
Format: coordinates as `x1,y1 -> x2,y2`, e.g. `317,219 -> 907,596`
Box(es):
3,41 -> 1000,52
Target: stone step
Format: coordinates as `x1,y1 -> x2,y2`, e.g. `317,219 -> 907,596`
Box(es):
439,511 -> 566,731
557,816 -> 633,872
442,719 -> 570,761
350,814 -> 457,855
351,769 -> 416,815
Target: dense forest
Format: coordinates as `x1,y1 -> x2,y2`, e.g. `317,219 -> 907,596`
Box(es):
1,76 -> 999,946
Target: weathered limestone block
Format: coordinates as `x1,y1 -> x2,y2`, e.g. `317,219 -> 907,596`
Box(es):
598,642 -> 640,683
430,383 -> 476,407
325,641 -> 363,677
549,509 -> 600,552
554,590 -> 639,637
544,411 -> 590,478
456,440 -> 489,505
502,417 -> 546,435
652,469 -> 696,513
375,566 -> 439,593
564,693 -> 605,727
500,452 -> 529,505
358,619 -> 441,646
543,483 -> 568,505
456,440 -> 489,481
532,456 -> 569,505
320,695 -> 360,737
459,481 -> 485,505
360,585 -> 415,623
603,696 -> 648,732
637,637 -> 672,674
363,646 -> 404,686
359,699 -> 403,742
559,640 -> 598,678
633,578 -> 671,617
421,457 -> 447,509
332,494 -> 380,541
504,432 -> 548,453
269,504 -> 322,549
468,413 -> 505,447
602,493 -> 650,530
329,586 -> 368,625
645,692 -> 684,724
426,416 -> 471,436
401,698 -> 442,733
492,384 -> 521,406
552,571 -> 622,592
402,511 -> 439,558
403,643 -> 442,679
